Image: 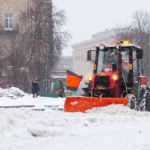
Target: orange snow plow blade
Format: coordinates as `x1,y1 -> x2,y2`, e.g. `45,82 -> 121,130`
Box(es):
64,97 -> 129,113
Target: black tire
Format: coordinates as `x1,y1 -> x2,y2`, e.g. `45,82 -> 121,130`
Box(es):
130,100 -> 135,109
138,90 -> 150,111
137,88 -> 146,111
127,94 -> 136,109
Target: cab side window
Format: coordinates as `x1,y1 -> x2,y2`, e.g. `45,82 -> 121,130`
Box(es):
133,50 -> 138,81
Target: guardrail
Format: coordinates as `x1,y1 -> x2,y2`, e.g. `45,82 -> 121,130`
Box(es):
40,93 -> 66,98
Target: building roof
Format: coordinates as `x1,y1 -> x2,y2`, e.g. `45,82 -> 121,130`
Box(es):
92,28 -> 115,39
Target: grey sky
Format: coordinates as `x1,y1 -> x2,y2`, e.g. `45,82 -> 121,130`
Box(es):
53,0 -> 150,56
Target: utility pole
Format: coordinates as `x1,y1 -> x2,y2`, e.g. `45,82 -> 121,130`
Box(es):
45,65 -> 48,93
36,0 -> 52,94
43,65 -> 50,94
48,0 -> 53,94
28,0 -> 30,33
43,0 -> 52,94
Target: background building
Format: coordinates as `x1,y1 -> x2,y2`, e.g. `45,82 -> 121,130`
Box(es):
0,0 -> 52,90
0,0 -> 37,89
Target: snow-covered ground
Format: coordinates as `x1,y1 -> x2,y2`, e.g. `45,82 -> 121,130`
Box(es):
1,88 -> 150,150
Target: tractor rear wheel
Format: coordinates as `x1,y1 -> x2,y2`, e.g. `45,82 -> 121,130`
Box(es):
142,91 -> 150,111
137,89 -> 150,111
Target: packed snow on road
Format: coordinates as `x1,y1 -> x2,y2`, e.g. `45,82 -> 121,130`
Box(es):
0,88 -> 150,150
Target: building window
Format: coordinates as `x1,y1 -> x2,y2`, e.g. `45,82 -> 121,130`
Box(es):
5,14 -> 13,30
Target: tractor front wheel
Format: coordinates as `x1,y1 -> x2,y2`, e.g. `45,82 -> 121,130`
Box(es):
140,90 -> 150,111
127,94 -> 136,109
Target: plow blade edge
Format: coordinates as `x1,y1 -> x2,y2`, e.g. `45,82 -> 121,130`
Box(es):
64,97 -> 129,113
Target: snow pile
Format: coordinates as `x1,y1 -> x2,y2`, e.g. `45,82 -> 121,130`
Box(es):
0,87 -> 27,98
0,108 -> 66,140
1,104 -> 150,150
86,104 -> 141,115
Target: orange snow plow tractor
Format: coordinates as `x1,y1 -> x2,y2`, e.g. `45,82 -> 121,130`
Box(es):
65,41 -> 150,112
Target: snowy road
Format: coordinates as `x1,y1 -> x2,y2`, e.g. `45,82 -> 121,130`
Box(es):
1,96 -> 150,150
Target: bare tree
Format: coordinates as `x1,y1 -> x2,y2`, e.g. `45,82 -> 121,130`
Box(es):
20,3 -> 71,92
114,10 -> 150,83
132,10 -> 150,82
114,25 -> 134,42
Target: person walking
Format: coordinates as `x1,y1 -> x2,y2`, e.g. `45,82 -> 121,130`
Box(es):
31,77 -> 39,98
58,79 -> 64,98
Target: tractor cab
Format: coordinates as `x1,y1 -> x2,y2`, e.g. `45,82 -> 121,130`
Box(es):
87,41 -> 144,98
97,45 -> 143,85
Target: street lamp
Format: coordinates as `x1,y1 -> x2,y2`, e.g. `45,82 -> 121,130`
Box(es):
37,50 -> 49,94
41,0 -> 52,94
34,0 -> 52,94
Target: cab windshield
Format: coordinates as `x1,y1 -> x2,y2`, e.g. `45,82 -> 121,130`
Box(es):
97,48 -> 130,81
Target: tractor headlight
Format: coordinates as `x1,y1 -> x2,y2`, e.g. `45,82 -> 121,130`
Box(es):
88,75 -> 93,81
112,74 -> 118,80
99,44 -> 105,50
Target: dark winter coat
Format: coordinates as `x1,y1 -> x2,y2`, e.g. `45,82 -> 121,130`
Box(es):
31,79 -> 39,94
58,80 -> 64,95
37,78 -> 40,92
